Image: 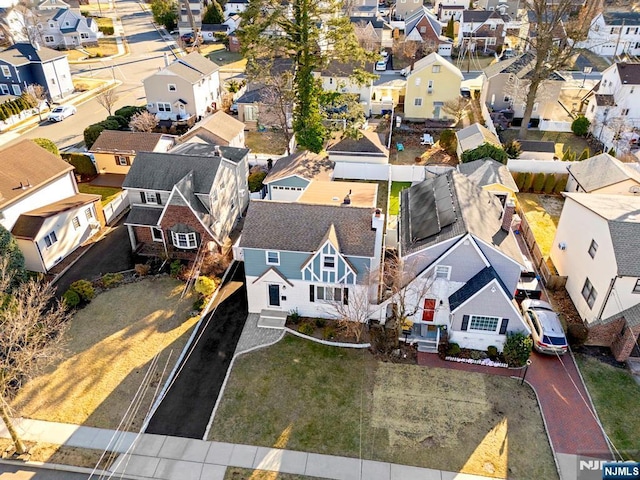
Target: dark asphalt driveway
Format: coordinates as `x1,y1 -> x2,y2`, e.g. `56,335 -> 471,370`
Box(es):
145,262 -> 248,439
53,218 -> 134,296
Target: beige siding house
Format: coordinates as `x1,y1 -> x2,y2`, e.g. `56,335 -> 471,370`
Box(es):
404,53 -> 463,121
179,110 -> 246,147
90,131 -> 177,176
566,153 -> 640,195
143,53 -> 221,122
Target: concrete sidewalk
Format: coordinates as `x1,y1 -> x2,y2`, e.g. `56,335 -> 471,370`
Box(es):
0,418 -> 498,480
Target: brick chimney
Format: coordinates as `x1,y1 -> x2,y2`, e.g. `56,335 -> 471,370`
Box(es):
501,198 -> 515,232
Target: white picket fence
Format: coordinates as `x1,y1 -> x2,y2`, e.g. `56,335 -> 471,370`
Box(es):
539,119 -> 573,132
333,163 -> 454,182
103,190 -> 130,225
507,159 -> 574,174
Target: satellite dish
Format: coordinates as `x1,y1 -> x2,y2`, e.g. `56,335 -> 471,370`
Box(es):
629,185 -> 640,195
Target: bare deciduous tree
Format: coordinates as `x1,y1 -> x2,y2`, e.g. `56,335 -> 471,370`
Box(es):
442,97 -> 470,126
258,70 -> 295,155
96,88 -> 119,116
129,110 -> 159,132
392,39 -> 421,63
516,0 -> 598,138
22,84 -> 47,121
0,258 -> 70,454
353,21 -> 379,51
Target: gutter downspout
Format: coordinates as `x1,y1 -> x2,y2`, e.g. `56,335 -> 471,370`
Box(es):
597,275 -> 618,322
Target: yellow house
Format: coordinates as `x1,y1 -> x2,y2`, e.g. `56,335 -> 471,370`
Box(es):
404,52 -> 463,121
458,159 -> 519,204
90,131 -> 176,177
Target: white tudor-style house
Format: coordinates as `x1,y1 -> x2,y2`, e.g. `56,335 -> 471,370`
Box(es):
1,140 -> 103,273
238,200 -> 385,325
122,142 -> 249,260
584,62 -> 640,154
550,193 -> 640,361
143,53 -> 222,123
371,170 -> 529,352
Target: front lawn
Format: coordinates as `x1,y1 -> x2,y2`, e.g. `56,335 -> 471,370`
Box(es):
500,130 -> 591,159
575,354 -> 640,460
389,181 -> 411,215
209,335 -> 557,479
78,184 -> 122,206
516,193 -> 563,258
12,277 -> 199,431
206,49 -> 246,71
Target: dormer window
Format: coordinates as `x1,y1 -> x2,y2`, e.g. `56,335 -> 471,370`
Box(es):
323,255 -> 335,269
266,251 -> 280,265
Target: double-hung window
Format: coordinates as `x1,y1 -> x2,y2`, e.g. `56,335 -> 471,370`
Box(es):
581,278 -> 597,309
44,231 -> 58,248
115,155 -> 130,166
157,102 -> 172,112
266,251 -> 280,265
588,239 -> 598,258
323,255 -> 336,270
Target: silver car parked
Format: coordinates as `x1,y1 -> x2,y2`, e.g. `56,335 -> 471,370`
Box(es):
521,299 -> 568,355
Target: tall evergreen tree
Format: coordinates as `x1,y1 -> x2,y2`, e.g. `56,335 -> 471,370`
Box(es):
203,0 -> 224,24
238,0 -> 372,152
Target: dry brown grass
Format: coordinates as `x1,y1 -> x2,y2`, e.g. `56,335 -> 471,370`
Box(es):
11,277 -> 198,430
225,468 -> 329,480
0,439 -> 113,469
516,193 -> 564,257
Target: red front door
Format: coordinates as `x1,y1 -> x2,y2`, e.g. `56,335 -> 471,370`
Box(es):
422,299 -> 436,321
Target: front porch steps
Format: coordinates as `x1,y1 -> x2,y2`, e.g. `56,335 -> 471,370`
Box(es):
417,341 -> 439,353
258,309 -> 288,329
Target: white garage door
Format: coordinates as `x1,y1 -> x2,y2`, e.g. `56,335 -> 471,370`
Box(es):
439,44 -> 452,56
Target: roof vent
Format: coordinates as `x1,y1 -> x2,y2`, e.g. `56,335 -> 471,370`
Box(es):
343,189 -> 351,205
213,145 -> 221,156
13,180 -> 32,191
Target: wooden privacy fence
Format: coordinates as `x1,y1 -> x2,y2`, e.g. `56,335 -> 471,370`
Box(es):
516,206 -> 567,290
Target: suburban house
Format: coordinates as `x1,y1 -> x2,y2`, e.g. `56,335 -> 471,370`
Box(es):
179,110 -> 246,148
457,10 -> 505,54
576,12 -> 640,57
90,130 -> 177,176
0,5 -> 35,44
37,0 -> 74,11
122,143 -> 249,259
143,53 -> 221,124
314,61 -> 374,118
454,123 -> 501,159
234,84 -> 293,130
237,200 -> 385,323
346,0 -> 378,17
433,0 -> 466,21
262,151 -> 333,201
375,170 -> 527,352
457,158 -> 519,205
476,0 -> 520,17
350,16 -> 393,49
0,140 -> 103,273
550,193 -> 640,361
327,129 -> 389,164
37,7 -> 101,48
517,140 -> 556,160
480,52 -> 566,126
403,7 -> 453,57
201,24 -> 231,42
565,153 -> 640,195
0,42 -> 73,100
178,0 -> 202,36
223,0 -> 248,18
404,52 -> 463,121
584,62 -> 640,153
394,0 -> 423,20
371,75 -> 406,115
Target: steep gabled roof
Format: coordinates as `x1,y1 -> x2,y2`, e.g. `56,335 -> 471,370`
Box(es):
0,140 -> 74,209
448,266 -> 511,310
602,12 -> 640,26
179,110 -> 245,145
458,158 -> 519,192
563,193 -> 640,277
455,123 -> 501,153
0,42 -> 66,65
405,6 -> 442,38
264,151 -> 333,183
400,170 -> 522,262
155,52 -> 220,84
410,52 -> 463,80
566,153 -> 640,192
327,130 -> 388,155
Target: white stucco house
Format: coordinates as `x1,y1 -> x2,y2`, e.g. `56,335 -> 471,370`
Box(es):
584,62 -> 640,154
551,193 -> 640,361
143,52 -> 222,123
1,140 -> 103,273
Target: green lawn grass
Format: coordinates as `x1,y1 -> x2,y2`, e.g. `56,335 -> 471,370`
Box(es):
575,354 -> 640,459
77,184 -> 122,206
209,335 -> 557,479
389,182 -> 411,215
500,130 -> 591,159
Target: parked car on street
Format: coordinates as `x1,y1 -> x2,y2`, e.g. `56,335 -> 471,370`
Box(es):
521,299 -> 568,355
48,105 -> 76,122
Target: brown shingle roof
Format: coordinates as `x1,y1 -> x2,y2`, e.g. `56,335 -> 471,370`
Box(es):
89,131 -> 170,154
0,140 -> 74,209
11,193 -> 100,239
180,111 -> 245,145
264,151 -> 334,183
164,52 -> 220,83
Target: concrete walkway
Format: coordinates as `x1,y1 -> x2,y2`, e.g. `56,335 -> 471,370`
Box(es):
0,418 -> 497,480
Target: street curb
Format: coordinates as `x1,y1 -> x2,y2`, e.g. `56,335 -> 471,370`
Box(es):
0,457 -> 120,478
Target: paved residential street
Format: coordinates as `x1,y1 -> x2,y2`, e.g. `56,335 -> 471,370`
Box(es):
145,262 -> 249,439
0,465 -> 93,479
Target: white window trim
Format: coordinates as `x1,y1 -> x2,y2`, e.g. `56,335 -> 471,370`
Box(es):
72,216 -> 80,230
44,231 -> 58,248
468,315 -> 500,333
315,285 -> 347,304
265,250 -> 280,266
170,231 -> 197,249
1,66 -> 10,77
116,155 -> 129,166
11,84 -> 20,95
0,84 -> 8,95
168,83 -> 177,91
145,191 -> 158,204
435,265 -> 451,280
157,102 -> 172,112
414,97 -> 423,106
151,227 -> 163,242
322,254 -> 336,270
